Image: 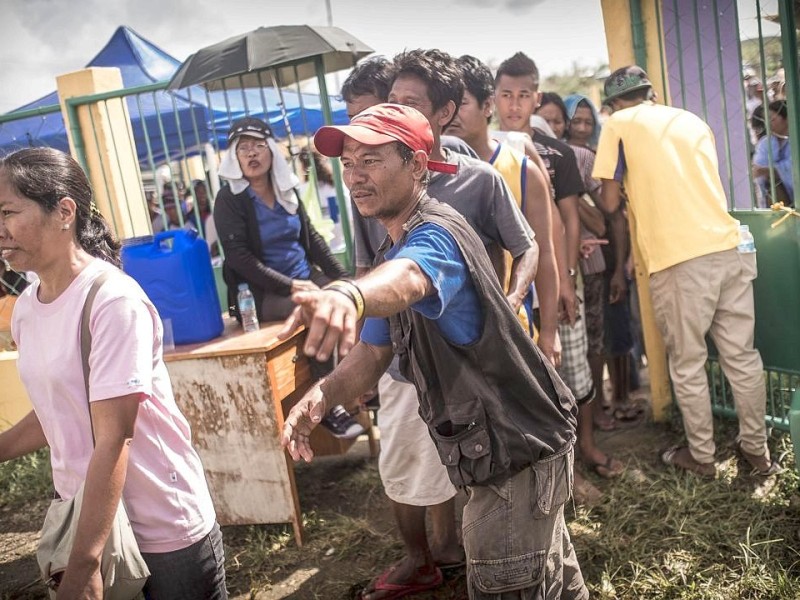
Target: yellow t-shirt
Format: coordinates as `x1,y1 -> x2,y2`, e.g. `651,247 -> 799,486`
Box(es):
489,142 -> 536,339
592,102 -> 740,274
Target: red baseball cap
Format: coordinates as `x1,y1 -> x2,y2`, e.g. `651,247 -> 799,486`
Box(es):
314,103 -> 457,174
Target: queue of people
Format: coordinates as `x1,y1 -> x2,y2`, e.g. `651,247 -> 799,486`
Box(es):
278,52 -> 780,599
0,46 -> 784,600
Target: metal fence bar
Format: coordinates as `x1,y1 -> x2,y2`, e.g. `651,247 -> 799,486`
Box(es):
314,55 -> 353,271
731,0 -> 760,210
709,362 -> 796,431
711,0 -> 736,205
219,80 -> 234,132
201,87 -> 223,153
0,103 -> 61,124
654,0 -> 669,102
692,0 -> 710,123
237,75 -> 249,114
754,0 -> 782,203
151,91 -> 185,228
255,71 -> 271,124
269,70 -> 297,153
671,0 -> 689,108
134,92 -> 162,223
168,92 -> 203,232
181,87 -> 215,225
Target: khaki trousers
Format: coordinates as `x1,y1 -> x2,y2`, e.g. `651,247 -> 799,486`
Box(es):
649,249 -> 768,464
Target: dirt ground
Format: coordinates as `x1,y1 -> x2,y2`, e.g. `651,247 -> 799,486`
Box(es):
0,416 -> 666,600
0,366 -> 682,599
0,498 -> 49,598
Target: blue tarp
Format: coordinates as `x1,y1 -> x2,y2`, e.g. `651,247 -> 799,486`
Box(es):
0,26 -> 348,165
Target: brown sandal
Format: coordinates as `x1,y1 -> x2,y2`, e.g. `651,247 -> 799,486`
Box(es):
735,440 -> 783,476
661,445 -> 716,479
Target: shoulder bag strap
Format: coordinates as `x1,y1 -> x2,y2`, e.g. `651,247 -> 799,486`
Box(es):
79,270 -> 113,448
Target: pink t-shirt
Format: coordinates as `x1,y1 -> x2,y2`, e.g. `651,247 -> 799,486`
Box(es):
12,259 -> 216,553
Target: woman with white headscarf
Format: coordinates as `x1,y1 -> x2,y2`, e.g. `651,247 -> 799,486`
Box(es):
213,117 -> 349,322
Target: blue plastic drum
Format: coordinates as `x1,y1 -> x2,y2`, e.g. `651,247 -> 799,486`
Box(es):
121,230 -> 224,345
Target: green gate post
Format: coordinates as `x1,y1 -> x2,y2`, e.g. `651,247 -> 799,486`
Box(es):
778,0 -> 800,204
791,389 -> 800,473
315,55 -> 353,273
777,0 -> 800,469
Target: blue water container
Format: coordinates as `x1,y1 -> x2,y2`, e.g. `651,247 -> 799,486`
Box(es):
121,230 -> 224,345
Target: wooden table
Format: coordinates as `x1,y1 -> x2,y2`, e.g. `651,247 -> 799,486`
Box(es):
164,318 -> 375,545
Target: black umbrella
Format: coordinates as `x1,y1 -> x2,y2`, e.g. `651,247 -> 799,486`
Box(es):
167,25 -> 373,91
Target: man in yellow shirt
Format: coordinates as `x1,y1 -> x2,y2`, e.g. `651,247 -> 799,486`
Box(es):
593,66 -> 779,477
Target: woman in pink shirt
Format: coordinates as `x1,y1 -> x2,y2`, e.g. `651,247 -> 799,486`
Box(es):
0,148 -> 227,599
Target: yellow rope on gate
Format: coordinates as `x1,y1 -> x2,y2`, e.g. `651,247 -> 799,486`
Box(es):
770,202 -> 800,229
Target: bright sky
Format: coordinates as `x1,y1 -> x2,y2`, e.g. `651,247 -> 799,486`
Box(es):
0,0 -> 609,113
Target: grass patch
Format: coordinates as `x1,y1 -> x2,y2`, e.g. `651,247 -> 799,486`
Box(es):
573,432 -> 800,599
2,424 -> 800,599
218,424 -> 800,599
0,448 -> 52,507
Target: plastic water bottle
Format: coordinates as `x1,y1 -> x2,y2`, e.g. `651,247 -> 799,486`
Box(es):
737,224 -> 756,254
237,283 -> 260,333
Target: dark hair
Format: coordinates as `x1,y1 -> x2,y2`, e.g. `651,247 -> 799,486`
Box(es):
538,92 -> 568,123
458,55 -> 495,118
394,142 -> 429,186
392,49 -> 464,128
750,104 -> 766,140
0,148 -> 121,267
495,52 -> 540,88
341,56 -> 395,103
300,148 -> 334,187
395,142 -> 414,164
768,99 -> 788,120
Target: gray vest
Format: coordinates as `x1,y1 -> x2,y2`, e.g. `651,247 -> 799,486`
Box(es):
380,197 -> 577,487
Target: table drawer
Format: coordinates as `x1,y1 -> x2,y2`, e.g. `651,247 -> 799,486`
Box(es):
267,338 -> 311,402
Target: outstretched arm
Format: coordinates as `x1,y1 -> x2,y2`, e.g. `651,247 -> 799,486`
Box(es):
279,257 -> 433,361
282,342 -> 393,462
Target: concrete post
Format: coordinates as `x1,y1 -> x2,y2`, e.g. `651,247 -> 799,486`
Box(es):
56,67 -> 151,240
600,0 -> 673,421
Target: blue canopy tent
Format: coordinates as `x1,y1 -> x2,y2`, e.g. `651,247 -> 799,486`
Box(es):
0,26 -> 349,164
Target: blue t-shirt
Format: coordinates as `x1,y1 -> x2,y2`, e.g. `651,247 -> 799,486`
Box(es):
753,135 -> 794,200
360,223 -> 482,346
249,188 -> 311,279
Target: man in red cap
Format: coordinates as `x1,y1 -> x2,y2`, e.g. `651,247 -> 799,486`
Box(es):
339,49 -> 541,597
281,103 -> 587,600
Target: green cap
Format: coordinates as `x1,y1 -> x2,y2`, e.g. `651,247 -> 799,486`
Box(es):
604,66 -> 652,103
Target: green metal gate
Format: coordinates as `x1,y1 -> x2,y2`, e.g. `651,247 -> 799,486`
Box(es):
658,0 -> 800,431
